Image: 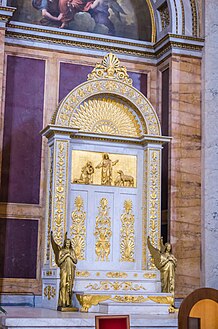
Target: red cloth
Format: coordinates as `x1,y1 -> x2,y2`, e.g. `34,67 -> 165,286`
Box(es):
97,318 -> 128,329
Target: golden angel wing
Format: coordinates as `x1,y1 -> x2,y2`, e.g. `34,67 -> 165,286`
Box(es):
51,231 -> 61,265
160,237 -> 165,253
147,236 -> 162,270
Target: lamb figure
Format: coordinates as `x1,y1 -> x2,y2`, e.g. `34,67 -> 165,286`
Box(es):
114,170 -> 134,187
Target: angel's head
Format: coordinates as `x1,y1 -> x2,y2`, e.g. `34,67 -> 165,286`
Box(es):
165,242 -> 172,252
64,238 -> 72,250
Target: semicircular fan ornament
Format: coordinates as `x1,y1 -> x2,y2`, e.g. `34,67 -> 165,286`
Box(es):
70,97 -> 142,138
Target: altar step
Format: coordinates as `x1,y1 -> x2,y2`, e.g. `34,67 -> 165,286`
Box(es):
0,307 -> 178,329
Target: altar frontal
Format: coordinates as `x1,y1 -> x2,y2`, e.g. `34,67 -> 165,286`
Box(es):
41,53 -> 172,314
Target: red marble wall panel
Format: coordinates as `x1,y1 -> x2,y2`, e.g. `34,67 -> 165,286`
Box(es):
0,56 -> 45,204
0,218 -> 38,279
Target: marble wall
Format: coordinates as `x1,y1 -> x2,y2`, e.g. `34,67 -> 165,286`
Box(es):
169,55 -> 201,297
202,0 -> 218,289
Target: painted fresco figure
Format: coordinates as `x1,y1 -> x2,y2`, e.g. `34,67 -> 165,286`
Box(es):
89,0 -> 126,34
32,0 -> 62,23
59,0 -> 94,28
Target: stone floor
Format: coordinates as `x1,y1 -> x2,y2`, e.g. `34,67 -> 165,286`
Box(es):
0,306 -> 178,329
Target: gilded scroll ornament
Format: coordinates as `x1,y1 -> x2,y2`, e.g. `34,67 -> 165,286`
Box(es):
44,285 -> 56,300
111,295 -> 148,303
70,196 -> 86,260
76,271 -> 90,277
148,150 -> 161,270
120,200 -> 135,262
147,236 -> 177,295
52,141 -> 68,267
94,198 -> 112,261
106,272 -> 127,278
51,232 -> 77,310
76,294 -> 111,312
73,161 -> 94,184
71,97 -> 142,138
85,281 -> 146,291
88,53 -> 132,85
96,153 -> 119,185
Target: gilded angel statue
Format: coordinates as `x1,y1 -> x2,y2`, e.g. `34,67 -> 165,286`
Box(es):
147,236 -> 177,294
51,232 -> 77,310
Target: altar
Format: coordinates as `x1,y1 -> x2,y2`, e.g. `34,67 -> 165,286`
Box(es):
40,53 -> 172,314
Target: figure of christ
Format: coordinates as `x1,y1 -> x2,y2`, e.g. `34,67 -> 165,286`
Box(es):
59,0 -> 94,28
96,153 -> 119,185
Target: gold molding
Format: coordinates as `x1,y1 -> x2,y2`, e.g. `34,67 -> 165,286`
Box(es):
6,23 -> 153,49
146,0 -> 156,43
190,0 -> 198,37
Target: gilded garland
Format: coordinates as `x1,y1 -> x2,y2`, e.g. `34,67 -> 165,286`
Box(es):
70,196 -> 86,260
94,198 -> 112,261
120,200 -> 135,262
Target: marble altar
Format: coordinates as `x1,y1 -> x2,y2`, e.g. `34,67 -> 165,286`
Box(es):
0,307 -> 178,329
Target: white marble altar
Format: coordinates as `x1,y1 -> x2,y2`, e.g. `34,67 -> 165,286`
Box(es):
0,307 -> 178,329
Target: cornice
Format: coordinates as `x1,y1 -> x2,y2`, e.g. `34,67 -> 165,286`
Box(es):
5,21 -> 204,63
0,6 -> 15,27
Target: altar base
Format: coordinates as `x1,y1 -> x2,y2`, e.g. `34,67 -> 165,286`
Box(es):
0,307 -> 178,329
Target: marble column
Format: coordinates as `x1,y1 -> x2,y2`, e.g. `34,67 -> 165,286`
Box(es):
202,0 -> 218,288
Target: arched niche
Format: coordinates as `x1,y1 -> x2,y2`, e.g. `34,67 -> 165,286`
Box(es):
41,53 -> 171,311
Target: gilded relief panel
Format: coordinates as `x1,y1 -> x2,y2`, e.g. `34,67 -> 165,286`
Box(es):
72,150 -> 137,187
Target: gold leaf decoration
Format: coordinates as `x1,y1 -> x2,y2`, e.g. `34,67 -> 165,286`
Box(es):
120,200 -> 135,262
70,97 -> 142,138
70,196 -> 86,260
94,198 -> 112,261
88,53 -> 132,85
